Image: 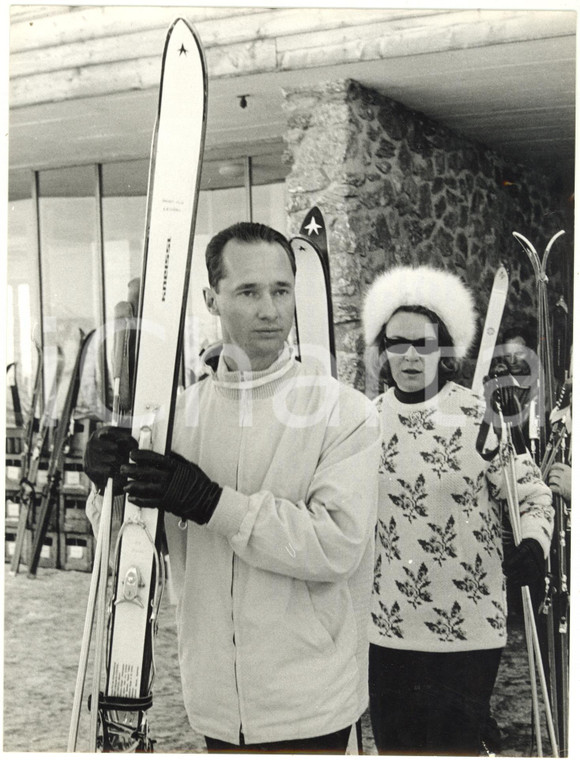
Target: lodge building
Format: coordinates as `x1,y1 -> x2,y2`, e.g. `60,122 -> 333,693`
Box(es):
6,6 -> 576,570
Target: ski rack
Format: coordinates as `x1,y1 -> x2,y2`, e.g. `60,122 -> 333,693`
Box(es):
68,17 -> 207,752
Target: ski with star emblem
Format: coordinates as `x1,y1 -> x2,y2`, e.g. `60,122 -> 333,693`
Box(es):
291,214 -> 363,753
300,205 -> 328,259
291,207 -> 336,377
68,18 -> 207,752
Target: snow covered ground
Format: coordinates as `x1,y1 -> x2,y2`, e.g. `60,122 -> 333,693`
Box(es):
3,568 -> 558,755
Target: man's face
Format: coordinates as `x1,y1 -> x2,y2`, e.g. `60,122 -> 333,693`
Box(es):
503,336 -> 530,375
204,238 -> 295,371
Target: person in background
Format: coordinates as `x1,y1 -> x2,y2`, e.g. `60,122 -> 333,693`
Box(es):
362,265 -> 553,756
84,221 -> 380,753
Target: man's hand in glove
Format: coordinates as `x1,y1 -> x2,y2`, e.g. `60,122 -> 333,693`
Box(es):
502,538 -> 545,587
121,449 -> 222,525
84,426 -> 138,495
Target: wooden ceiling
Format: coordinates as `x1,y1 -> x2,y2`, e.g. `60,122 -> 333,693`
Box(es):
9,6 -> 576,194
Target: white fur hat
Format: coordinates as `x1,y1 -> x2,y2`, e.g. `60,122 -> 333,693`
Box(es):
362,265 -> 477,359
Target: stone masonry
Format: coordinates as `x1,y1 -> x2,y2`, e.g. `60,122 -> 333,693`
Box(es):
283,79 -> 573,392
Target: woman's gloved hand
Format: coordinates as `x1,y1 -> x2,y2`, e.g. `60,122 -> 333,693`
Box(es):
502,538 -> 545,587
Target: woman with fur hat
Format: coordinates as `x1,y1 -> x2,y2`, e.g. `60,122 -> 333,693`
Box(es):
363,265 -> 553,756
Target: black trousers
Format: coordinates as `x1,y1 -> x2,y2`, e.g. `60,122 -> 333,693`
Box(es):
369,644 -> 503,756
205,725 -> 352,754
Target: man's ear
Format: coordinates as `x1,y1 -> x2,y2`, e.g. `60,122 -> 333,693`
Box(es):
203,287 -> 220,316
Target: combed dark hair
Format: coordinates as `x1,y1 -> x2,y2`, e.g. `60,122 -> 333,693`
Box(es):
500,323 -> 536,349
377,304 -> 460,386
205,222 -> 296,290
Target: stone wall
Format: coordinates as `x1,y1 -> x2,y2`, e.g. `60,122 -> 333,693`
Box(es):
283,79 -> 573,392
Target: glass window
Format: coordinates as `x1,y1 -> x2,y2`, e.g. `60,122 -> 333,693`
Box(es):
6,173 -> 39,421
253,182 -> 287,232
10,152 -> 289,417
99,161 -> 148,418
101,159 -> 148,322
183,185 -> 247,382
37,165 -> 103,420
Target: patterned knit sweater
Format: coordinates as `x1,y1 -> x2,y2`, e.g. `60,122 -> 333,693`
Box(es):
369,381 -> 553,653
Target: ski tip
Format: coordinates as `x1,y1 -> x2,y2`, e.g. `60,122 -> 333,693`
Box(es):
169,17 -> 193,33
300,206 -> 326,239
168,16 -> 202,45
162,17 -> 203,59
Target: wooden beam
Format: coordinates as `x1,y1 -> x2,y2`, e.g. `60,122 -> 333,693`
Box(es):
10,38 -> 281,108
9,6 -> 258,52
10,8 -> 449,78
277,10 -> 575,69
10,8 -> 575,109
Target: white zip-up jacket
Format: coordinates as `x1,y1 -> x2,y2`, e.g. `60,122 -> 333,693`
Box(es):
152,346 -> 378,744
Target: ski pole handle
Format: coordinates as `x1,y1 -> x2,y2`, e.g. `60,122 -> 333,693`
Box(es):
112,301 -> 134,378
112,301 -> 135,421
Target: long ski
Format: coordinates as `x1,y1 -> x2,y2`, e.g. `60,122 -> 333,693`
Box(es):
293,209 -> 367,756
28,330 -> 95,577
72,18 -> 207,752
10,343 -> 63,575
471,265 -> 509,396
513,229 -> 568,755
68,301 -> 135,751
291,207 -> 336,378
540,381 -> 572,757
512,229 -> 565,453
6,363 -> 24,428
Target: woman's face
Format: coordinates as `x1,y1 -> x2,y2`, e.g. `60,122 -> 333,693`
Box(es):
384,310 -> 442,393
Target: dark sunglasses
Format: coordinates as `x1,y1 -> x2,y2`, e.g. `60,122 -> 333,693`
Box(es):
383,336 -> 440,355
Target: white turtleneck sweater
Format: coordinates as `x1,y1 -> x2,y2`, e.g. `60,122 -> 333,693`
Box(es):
369,381 -> 553,654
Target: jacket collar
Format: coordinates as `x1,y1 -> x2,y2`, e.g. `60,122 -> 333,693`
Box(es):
201,342 -> 299,399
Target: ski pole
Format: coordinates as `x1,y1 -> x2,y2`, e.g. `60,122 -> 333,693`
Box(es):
68,303 -> 134,750
498,412 -> 559,757
89,302 -> 135,751
88,480 -> 115,751
67,498 -> 104,751
500,436 -> 544,752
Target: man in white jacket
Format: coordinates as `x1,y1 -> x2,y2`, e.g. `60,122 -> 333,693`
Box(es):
84,222 -> 380,753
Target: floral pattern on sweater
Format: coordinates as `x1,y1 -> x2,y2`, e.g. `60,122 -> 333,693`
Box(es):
370,382 -> 553,652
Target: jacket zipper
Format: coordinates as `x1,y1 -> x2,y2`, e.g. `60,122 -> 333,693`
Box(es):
232,377 -> 250,741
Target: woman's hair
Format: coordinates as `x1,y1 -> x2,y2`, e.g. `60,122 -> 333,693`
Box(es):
377,304 -> 460,387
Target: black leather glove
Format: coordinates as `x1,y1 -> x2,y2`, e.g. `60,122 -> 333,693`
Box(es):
502,538 -> 545,587
121,449 -> 222,525
84,426 -> 138,495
